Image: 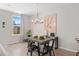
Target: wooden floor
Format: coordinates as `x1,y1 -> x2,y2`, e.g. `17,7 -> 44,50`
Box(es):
53,48 -> 76,56
4,42 -> 76,56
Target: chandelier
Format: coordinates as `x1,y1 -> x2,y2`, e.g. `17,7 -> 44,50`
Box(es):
32,3 -> 44,23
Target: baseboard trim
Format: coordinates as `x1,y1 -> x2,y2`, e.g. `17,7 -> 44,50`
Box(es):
59,47 -> 77,52
7,41 -> 23,45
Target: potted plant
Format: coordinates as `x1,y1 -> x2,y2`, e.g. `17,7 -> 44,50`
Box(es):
23,29 -> 32,42
39,36 -> 45,40
33,35 -> 38,39
26,29 -> 32,37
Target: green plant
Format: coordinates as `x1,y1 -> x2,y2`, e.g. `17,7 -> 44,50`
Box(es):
34,35 -> 38,39
25,29 -> 32,37
39,36 -> 45,40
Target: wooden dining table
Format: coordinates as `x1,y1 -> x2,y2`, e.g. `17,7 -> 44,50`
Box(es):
31,37 -> 56,56
31,36 -> 58,48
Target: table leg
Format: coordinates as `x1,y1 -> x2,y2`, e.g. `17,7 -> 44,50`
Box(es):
38,43 -> 40,56
55,37 -> 58,49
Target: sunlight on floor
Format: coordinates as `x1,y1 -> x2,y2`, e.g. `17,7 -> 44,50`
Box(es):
6,42 -> 28,56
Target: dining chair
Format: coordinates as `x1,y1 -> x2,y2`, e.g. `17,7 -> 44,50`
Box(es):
48,39 -> 55,56
27,37 -> 38,56
39,41 -> 49,56
50,33 -> 55,37
39,37 -> 55,56
45,33 -> 56,56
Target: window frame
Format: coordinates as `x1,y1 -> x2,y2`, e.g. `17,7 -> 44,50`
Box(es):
12,15 -> 21,35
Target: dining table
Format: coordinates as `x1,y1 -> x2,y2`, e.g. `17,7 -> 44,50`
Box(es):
31,36 -> 57,56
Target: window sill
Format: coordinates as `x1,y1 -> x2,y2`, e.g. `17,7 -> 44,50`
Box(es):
12,34 -> 22,36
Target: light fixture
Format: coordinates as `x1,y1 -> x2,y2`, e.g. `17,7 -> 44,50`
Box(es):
32,3 -> 43,23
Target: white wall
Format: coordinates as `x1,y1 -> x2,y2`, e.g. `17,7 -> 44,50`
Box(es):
57,4 -> 79,52
0,9 -> 24,44
30,4 -> 79,52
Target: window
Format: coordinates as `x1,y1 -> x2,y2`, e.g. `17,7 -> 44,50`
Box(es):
12,16 -> 21,34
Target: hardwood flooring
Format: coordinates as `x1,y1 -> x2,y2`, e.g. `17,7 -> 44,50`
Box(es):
54,48 -> 76,56
1,42 -> 76,56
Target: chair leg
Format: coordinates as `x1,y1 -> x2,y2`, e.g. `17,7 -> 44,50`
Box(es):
52,50 -> 55,56
49,49 -> 55,56
76,52 -> 79,56
27,51 -> 32,56
49,50 -> 51,56
30,51 -> 32,56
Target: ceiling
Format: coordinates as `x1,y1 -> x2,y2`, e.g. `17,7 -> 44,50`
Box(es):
0,3 -> 79,16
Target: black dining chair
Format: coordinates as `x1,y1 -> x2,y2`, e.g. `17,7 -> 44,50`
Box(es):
42,33 -> 55,56
48,39 -> 55,56
50,33 -> 55,37
44,39 -> 55,56
39,38 -> 55,56
27,38 -> 38,56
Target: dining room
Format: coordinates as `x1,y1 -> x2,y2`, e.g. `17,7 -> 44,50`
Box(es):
0,3 -> 79,56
